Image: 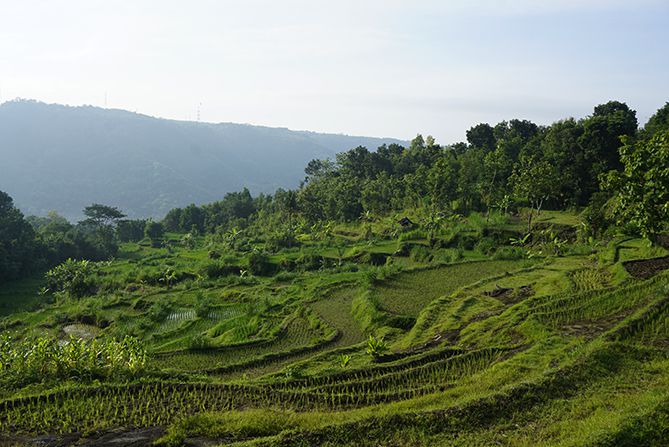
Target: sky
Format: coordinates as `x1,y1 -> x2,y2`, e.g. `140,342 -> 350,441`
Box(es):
1,0 -> 668,143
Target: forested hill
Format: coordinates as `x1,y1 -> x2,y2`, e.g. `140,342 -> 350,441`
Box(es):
0,100 -> 405,220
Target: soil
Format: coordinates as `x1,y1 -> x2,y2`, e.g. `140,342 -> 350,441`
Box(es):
560,310 -> 633,339
484,284 -> 534,305
623,256 -> 669,279
1,427 -> 165,447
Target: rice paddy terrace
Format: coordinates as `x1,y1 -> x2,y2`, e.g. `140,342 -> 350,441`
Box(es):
1,212 -> 668,446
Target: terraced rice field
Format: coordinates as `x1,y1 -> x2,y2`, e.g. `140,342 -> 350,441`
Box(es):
2,232 -> 668,447
309,286 -> 366,346
371,260 -> 528,316
152,315 -> 324,372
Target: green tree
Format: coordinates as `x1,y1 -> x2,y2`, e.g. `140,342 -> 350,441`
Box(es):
640,102 -> 669,140
539,118 -> 586,205
457,148 -> 484,212
275,188 -> 299,228
512,156 -> 560,232
601,130 -> 669,240
466,123 -> 496,152
479,147 -> 513,221
80,203 -> 125,259
427,156 -> 457,213
116,219 -> 146,242
82,203 -> 126,227
0,191 -> 38,282
144,220 -> 165,248
579,101 -> 638,199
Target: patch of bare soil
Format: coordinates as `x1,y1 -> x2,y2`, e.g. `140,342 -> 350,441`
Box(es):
484,284 -> 534,305
561,311 -> 633,339
624,256 -> 669,279
1,427 -> 165,447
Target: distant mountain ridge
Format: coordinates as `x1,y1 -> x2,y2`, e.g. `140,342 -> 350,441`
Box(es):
0,100 -> 405,220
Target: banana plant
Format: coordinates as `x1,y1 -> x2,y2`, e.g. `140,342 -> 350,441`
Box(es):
338,354 -> 351,368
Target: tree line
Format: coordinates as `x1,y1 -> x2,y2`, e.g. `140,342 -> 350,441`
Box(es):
0,200 -> 154,283
160,101 -> 669,239
1,100 -> 667,283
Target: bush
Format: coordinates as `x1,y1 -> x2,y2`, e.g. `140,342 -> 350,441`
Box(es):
579,191 -> 613,239
247,251 -> 275,276
278,258 -> 297,272
409,245 -> 432,263
45,259 -> 98,298
295,252 -> 325,271
475,237 -> 498,255
437,248 -> 463,263
265,230 -> 299,252
144,221 -> 165,248
202,262 -> 241,279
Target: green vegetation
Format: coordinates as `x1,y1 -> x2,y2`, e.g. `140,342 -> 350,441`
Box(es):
0,100 -> 668,445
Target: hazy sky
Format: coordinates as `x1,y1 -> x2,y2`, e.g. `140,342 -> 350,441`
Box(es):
1,0 -> 668,143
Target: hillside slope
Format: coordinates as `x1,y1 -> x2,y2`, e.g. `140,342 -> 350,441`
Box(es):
0,100 -> 404,219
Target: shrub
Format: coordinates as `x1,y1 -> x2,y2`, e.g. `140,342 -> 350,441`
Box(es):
265,230 -> 299,252
409,245 -> 432,263
45,259 -> 98,298
475,237 -> 498,255
247,251 -> 275,276
295,252 -> 324,271
437,248 -> 463,263
202,262 -> 241,279
144,220 -> 165,248
359,252 -> 389,266
181,233 -> 197,249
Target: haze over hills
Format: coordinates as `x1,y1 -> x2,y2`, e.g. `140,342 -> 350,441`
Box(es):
0,100 -> 405,220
